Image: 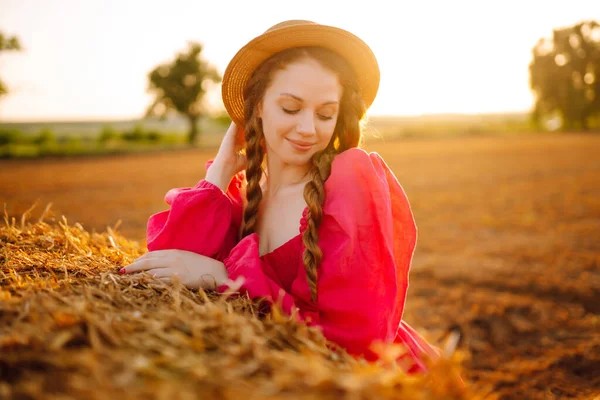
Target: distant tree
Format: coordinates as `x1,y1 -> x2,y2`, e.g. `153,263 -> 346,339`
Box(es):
122,124 -> 146,142
0,31 -> 22,101
146,42 -> 221,144
529,20 -> 600,131
98,125 -> 119,144
33,128 -> 57,146
0,128 -> 21,145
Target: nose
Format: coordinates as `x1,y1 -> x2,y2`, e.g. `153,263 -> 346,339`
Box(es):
296,110 -> 317,136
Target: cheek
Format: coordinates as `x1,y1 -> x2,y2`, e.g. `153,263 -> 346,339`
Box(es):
262,113 -> 294,144
317,121 -> 337,145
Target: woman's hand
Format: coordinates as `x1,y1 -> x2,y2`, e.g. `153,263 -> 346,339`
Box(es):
205,122 -> 246,191
120,250 -> 229,290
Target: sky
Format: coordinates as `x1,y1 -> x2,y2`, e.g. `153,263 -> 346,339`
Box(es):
0,0 -> 598,122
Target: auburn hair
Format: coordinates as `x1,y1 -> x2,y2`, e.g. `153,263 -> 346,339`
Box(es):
240,47 -> 366,302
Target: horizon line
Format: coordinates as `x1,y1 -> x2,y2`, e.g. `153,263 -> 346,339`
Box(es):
0,109 -> 531,124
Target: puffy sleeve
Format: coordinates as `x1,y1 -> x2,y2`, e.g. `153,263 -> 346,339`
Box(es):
146,160 -> 243,261
219,148 -> 433,369
309,148 -> 417,359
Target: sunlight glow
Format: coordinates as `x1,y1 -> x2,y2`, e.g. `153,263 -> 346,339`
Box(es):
0,0 -> 598,121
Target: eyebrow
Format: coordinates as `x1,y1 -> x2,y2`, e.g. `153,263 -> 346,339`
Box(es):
279,93 -> 339,105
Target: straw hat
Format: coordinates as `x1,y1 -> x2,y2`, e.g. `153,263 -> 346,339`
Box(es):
221,20 -> 380,127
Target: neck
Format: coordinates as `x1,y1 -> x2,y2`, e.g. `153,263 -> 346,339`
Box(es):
263,152 -> 311,198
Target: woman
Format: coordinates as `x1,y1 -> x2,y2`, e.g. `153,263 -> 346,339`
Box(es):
121,20 -> 440,373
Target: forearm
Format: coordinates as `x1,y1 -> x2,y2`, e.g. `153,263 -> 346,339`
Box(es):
205,159 -> 236,192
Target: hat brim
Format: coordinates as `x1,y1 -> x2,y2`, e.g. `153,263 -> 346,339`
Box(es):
221,24 -> 380,128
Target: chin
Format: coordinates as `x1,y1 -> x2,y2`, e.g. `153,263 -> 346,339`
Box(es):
270,141 -> 326,167
283,152 -> 313,166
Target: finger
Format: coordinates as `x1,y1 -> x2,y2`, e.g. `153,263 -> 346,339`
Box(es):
223,122 -> 237,143
132,268 -> 171,279
235,126 -> 245,147
147,268 -> 175,279
134,250 -> 172,262
121,258 -> 165,274
226,121 -> 245,146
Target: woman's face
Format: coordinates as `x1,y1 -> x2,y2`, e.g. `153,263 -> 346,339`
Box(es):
258,57 -> 342,167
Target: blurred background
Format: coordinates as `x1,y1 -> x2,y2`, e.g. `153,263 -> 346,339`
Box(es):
0,0 -> 599,152
1,1 -> 599,398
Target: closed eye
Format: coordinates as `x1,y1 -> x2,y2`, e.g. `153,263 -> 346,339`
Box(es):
283,108 -> 334,121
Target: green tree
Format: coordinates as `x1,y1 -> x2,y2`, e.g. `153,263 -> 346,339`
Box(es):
0,31 -> 22,101
146,42 -> 221,144
529,20 -> 600,131
98,125 -> 119,144
34,128 -> 57,145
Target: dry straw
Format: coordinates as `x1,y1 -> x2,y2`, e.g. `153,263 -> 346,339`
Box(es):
0,204 -> 471,399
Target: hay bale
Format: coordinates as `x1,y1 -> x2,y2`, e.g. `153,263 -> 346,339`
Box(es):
0,210 -> 472,399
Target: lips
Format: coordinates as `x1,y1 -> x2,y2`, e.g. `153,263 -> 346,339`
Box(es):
286,138 -> 315,151
287,138 -> 314,146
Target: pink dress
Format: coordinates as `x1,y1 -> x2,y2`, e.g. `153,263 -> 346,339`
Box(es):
146,148 -> 439,373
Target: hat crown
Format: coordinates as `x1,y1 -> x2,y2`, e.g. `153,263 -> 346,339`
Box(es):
222,19 -> 380,127
265,20 -> 317,33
